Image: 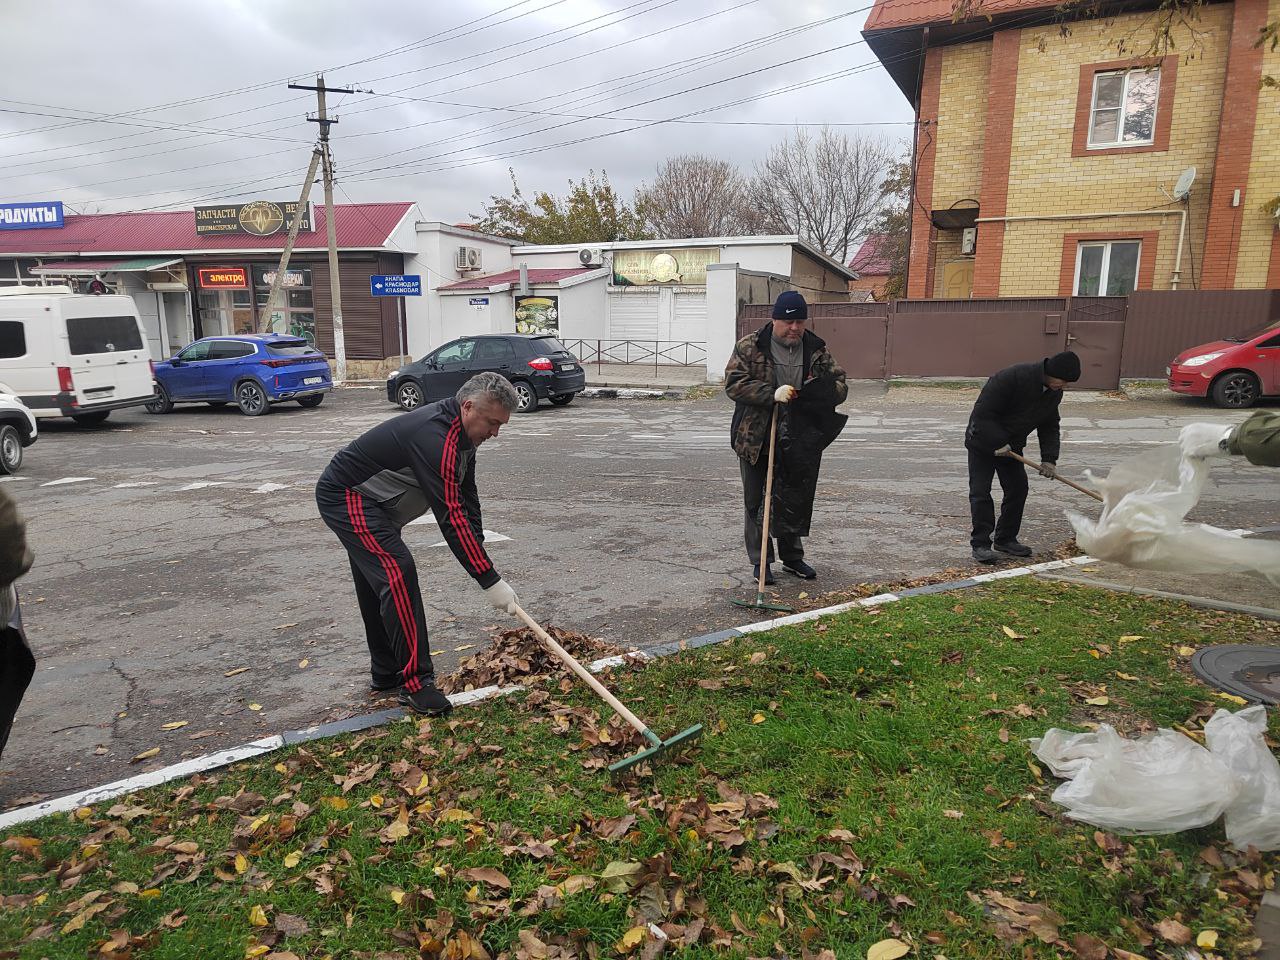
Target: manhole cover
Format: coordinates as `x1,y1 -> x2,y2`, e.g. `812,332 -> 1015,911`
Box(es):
1191,645 -> 1280,706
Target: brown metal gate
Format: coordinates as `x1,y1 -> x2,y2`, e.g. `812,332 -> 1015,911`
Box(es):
1064,297 -> 1126,390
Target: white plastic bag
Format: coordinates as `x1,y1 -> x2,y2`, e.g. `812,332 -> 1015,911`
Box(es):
1067,445 -> 1280,585
1204,705 -> 1280,851
1031,723 -> 1239,834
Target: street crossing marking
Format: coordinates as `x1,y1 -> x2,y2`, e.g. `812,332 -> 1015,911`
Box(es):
41,477 -> 95,487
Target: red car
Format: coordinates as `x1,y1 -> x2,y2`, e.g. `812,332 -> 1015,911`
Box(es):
1167,319 -> 1280,408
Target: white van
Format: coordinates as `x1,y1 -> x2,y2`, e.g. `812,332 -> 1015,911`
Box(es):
0,286 -> 155,423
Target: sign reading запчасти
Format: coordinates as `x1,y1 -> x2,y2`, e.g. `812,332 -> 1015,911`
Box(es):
0,201 -> 64,230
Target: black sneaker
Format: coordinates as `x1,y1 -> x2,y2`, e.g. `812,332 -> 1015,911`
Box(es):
370,676 -> 401,694
782,559 -> 817,580
972,546 -> 1003,564
398,684 -> 453,717
994,541 -> 1033,558
752,563 -> 776,586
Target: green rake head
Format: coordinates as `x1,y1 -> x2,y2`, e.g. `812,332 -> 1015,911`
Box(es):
731,591 -> 795,613
608,724 -> 704,778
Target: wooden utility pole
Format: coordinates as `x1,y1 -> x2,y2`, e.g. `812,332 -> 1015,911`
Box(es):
289,74 -> 354,382
263,145 -> 322,334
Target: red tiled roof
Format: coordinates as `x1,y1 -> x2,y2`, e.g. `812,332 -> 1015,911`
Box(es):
848,234 -> 895,276
438,267 -> 599,291
0,203 -> 414,256
864,0 -> 1053,31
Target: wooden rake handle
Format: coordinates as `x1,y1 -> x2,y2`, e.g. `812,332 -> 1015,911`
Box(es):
510,602 -> 652,739
999,449 -> 1104,503
757,403 -> 781,596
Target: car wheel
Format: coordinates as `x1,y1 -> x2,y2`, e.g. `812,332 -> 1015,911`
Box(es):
511,380 -> 537,413
71,411 -> 110,425
297,394 -> 324,408
236,380 -> 271,416
146,385 -> 174,414
0,425 -> 21,475
397,380 -> 424,411
1211,371 -> 1260,409
548,393 -> 575,407
206,401 -> 228,408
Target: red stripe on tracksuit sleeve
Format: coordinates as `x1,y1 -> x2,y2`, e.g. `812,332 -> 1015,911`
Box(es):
346,488 -> 421,691
442,420 -> 491,575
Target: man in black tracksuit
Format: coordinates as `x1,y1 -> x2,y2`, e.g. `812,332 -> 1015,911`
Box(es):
965,351 -> 1081,564
316,372 -> 521,716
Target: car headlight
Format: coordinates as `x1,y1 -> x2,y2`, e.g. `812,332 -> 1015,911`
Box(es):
387,370 -> 398,379
1180,352 -> 1224,367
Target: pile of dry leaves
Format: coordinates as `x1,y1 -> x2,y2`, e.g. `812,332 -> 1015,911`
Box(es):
438,625 -> 630,695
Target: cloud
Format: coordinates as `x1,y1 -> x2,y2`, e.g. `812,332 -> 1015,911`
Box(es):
0,0 -> 912,221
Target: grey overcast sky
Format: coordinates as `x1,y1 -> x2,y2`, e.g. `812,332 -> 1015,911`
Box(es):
0,0 -> 913,222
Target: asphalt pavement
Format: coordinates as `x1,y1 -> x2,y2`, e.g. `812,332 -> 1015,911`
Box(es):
2,383 -> 1275,805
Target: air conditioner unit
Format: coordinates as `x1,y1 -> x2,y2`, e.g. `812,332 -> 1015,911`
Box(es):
960,227 -> 977,255
455,246 -> 482,271
578,247 -> 604,266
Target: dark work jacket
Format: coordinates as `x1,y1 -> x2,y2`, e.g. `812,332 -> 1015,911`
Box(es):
965,361 -> 1063,462
318,397 -> 498,588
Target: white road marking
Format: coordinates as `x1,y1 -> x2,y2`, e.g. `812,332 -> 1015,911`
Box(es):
114,481 -> 158,488
176,481 -> 227,491
0,476 -> 28,483
429,531 -> 511,548
254,482 -> 290,493
41,477 -> 95,487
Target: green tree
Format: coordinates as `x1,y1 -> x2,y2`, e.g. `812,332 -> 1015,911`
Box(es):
870,159 -> 911,300
475,169 -> 650,244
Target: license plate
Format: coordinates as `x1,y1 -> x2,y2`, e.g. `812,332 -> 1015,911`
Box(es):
304,376 -> 323,385
560,363 -> 574,371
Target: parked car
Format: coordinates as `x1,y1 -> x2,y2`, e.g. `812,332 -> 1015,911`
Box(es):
387,334 -> 585,413
147,334 -> 332,417
0,393 -> 37,474
1167,319 -> 1280,408
0,286 -> 154,424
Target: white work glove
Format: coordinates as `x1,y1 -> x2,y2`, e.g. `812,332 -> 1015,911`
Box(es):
773,385 -> 797,404
484,579 -> 518,614
1038,461 -> 1057,479
1179,423 -> 1233,459
994,444 -> 1013,457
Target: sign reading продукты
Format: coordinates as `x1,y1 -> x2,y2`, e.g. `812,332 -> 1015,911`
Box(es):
0,201 -> 64,231
370,275 -> 422,297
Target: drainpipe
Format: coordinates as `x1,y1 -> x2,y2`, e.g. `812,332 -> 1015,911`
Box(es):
974,208 -> 1188,289
518,262 -> 530,296
904,26 -> 930,299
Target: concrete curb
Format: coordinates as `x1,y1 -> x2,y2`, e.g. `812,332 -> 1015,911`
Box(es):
580,387 -> 682,400
0,558 -> 1095,829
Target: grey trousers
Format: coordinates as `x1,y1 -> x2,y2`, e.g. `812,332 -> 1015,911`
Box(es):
739,456 -> 803,566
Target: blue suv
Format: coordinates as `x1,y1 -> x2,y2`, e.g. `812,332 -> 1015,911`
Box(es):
147,335 -> 332,417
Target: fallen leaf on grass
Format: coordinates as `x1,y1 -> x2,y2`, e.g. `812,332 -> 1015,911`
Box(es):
867,938 -> 911,960
130,747 -> 160,763
977,889 -> 1063,944
1001,626 -> 1025,640
2,835 -> 42,858
1177,646 -> 1196,657
600,860 -> 642,893
1119,634 -> 1144,643
752,713 -> 766,724
1072,933 -> 1107,960
615,927 -> 648,954
460,866 -> 511,889
224,667 -> 250,677
942,809 -> 964,819
1114,672 -> 1139,681
273,913 -> 309,937
248,905 -> 270,927
1153,918 -> 1191,945
1084,696 -> 1110,706
1196,930 -> 1218,949
282,851 -> 302,869
748,651 -> 767,664
1216,692 -> 1248,705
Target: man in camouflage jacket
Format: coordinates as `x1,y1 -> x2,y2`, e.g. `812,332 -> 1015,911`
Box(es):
1,486 -> 34,761
725,291 -> 848,582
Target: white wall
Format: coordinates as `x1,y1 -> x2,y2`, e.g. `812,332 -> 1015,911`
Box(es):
554,277 -> 607,341
412,223 -> 516,357
437,292 -> 515,343
510,249 -> 587,269
705,264 -> 743,383
725,244 -> 792,275
118,274 -> 165,359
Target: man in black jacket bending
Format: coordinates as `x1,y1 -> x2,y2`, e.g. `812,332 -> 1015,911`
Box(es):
965,351 -> 1081,564
317,372 -> 521,716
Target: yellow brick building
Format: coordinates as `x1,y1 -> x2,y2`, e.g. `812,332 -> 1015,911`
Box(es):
864,0 -> 1280,298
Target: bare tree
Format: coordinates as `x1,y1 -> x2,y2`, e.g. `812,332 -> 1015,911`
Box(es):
634,154 -> 759,238
751,128 -> 895,264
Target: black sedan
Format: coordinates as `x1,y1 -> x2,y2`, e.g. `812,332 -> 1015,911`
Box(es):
387,334 -> 585,413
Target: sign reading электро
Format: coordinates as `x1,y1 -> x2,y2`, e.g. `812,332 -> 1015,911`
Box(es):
0,201 -> 64,231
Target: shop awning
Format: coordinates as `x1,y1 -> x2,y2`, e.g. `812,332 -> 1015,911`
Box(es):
29,257 -> 183,275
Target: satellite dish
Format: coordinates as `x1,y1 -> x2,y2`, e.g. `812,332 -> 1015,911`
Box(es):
1173,166 -> 1196,202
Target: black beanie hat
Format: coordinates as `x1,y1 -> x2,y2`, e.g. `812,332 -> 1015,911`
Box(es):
772,290 -> 808,320
1044,351 -> 1081,382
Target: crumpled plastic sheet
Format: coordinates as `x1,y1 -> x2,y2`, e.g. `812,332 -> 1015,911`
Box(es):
1033,706 -> 1280,849
1067,444 -> 1280,585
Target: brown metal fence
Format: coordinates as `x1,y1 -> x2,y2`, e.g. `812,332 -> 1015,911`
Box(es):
739,290 -> 1279,389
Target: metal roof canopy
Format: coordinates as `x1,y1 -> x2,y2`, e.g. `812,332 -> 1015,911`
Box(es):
29,257 -> 183,275
1191,645 -> 1280,706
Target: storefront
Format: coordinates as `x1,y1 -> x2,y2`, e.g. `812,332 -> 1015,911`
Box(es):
0,200 -> 423,372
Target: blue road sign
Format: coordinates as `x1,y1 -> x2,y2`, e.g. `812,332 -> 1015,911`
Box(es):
370,274 -> 422,297
0,201 -> 64,231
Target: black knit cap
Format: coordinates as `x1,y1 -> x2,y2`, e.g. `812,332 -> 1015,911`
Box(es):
1044,351 -> 1081,382
772,290 -> 808,320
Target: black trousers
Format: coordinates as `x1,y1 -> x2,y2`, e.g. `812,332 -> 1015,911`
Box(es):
968,449 -> 1029,549
317,482 -> 434,693
0,606 -> 35,762
739,457 -> 803,566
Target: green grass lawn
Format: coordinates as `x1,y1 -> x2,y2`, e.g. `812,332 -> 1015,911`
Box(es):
2,579 -> 1277,959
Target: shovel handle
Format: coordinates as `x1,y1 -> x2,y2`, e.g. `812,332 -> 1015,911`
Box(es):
757,404 -> 781,595
999,449 -> 1104,503
510,602 -> 651,738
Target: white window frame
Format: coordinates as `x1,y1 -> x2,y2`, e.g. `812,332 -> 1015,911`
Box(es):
1087,67 -> 1160,149
1073,240 -> 1142,296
